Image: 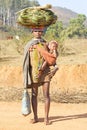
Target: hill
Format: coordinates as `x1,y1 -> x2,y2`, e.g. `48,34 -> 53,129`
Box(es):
52,6 -> 87,26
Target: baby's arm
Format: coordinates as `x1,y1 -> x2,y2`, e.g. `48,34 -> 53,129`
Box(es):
52,50 -> 58,58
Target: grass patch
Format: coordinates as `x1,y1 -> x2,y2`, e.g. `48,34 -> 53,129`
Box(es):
0,87 -> 87,103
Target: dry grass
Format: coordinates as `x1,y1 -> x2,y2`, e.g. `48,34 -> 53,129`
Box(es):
0,87 -> 87,103
0,38 -> 87,103
0,38 -> 87,65
58,38 -> 87,65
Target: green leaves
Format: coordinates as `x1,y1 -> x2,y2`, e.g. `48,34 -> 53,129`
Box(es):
17,6 -> 57,28
60,14 -> 87,40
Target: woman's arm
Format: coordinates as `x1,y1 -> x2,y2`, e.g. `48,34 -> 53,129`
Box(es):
34,45 -> 56,66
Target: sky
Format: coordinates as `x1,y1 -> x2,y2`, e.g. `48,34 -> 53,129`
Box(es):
38,0 -> 87,16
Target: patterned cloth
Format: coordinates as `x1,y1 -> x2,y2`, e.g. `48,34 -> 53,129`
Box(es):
23,37 -> 58,89
30,43 -> 49,83
23,38 -> 50,88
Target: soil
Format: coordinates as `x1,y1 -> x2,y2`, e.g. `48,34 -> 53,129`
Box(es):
0,102 -> 87,130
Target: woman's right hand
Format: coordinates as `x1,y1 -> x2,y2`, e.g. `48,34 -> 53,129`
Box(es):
29,46 -> 33,51
29,45 -> 37,51
33,44 -> 37,49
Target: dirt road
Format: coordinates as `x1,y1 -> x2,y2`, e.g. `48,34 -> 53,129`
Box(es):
0,102 -> 87,130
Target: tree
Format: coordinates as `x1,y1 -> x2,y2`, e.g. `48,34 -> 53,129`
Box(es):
0,0 -> 12,25
44,21 -> 63,41
0,0 -> 39,26
60,14 -> 87,39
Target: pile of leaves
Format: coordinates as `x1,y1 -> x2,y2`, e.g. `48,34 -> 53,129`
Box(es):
17,4 -> 57,28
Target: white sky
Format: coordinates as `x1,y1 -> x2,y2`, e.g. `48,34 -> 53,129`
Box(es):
38,0 -> 87,16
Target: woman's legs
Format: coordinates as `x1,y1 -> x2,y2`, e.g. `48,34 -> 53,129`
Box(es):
42,82 -> 50,124
31,83 -> 38,123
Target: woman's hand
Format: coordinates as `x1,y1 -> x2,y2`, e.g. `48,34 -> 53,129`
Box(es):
29,46 -> 33,51
33,44 -> 37,49
29,45 -> 37,51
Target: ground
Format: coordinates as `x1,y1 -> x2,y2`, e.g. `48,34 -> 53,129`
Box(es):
0,102 -> 87,130
0,38 -> 87,130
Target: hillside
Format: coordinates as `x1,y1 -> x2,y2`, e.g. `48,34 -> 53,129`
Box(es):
51,6 -> 87,27
0,6 -> 87,102
0,38 -> 87,102
52,6 -> 77,26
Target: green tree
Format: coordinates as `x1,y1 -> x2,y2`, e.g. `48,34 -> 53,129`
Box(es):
44,21 -> 63,41
60,14 -> 87,40
0,0 -> 39,26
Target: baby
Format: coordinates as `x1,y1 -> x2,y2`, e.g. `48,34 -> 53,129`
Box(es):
39,40 -> 59,77
29,40 -> 59,78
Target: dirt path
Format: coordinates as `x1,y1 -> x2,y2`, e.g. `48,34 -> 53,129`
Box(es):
0,102 -> 87,130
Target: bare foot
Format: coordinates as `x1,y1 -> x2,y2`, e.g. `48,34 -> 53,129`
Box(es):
30,118 -> 39,124
44,119 -> 51,125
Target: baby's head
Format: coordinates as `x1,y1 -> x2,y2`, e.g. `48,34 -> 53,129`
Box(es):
48,40 -> 58,51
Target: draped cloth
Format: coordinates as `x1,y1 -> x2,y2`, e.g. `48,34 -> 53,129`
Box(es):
23,38 -> 56,89
23,38 -> 46,88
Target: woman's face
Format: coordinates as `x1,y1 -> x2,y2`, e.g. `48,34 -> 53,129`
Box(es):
33,31 -> 43,38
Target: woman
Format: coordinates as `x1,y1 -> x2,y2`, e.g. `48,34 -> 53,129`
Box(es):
23,27 -> 57,125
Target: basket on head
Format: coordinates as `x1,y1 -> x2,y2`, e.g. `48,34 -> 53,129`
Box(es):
16,4 -> 57,28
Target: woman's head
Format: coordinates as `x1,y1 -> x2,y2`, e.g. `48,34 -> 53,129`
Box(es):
32,27 -> 44,38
